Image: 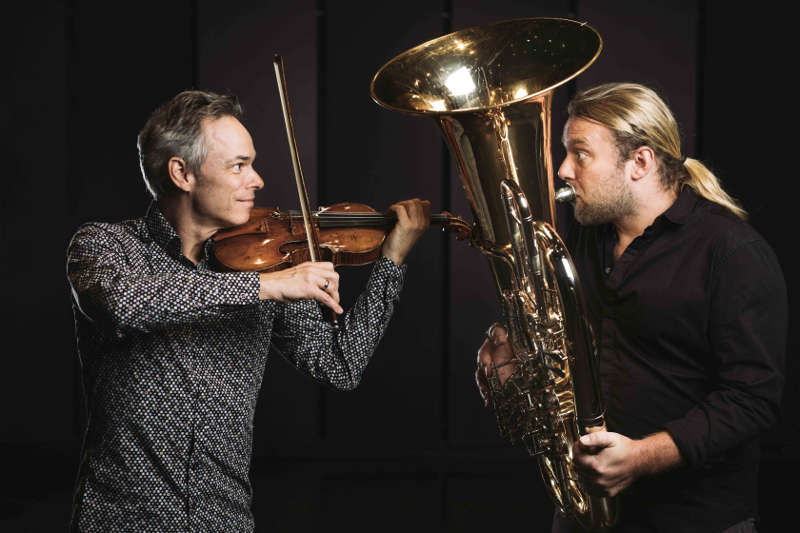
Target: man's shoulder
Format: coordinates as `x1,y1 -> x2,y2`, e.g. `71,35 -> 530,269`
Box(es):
68,216 -> 148,254
689,198 -> 784,285
690,197 -> 767,255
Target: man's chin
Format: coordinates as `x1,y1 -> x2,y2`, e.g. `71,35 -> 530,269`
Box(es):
574,208 -> 607,226
228,206 -> 254,227
214,213 -> 250,230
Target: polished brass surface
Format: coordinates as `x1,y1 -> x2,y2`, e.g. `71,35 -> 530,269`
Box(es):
371,18 -> 601,115
371,18 -> 615,531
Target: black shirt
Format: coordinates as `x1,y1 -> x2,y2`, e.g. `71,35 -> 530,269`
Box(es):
564,187 -> 787,532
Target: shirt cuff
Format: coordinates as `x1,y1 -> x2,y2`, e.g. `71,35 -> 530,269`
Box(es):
661,416 -> 705,469
367,256 -> 407,301
216,271 -> 261,305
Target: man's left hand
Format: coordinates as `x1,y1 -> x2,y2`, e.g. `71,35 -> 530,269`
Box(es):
476,324 -> 514,407
381,198 -> 431,265
572,430 -> 683,497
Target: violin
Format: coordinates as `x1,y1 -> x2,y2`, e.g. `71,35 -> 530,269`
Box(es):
212,202 -> 471,272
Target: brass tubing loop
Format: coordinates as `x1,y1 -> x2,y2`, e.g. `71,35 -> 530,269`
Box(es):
371,18 -> 615,531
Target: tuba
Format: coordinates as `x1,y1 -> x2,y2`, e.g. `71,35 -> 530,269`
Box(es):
371,18 -> 616,530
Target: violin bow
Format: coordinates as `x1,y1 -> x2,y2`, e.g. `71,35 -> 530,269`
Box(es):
273,54 -> 338,328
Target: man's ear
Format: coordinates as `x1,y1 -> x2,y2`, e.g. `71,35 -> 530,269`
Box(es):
167,157 -> 194,193
629,145 -> 656,182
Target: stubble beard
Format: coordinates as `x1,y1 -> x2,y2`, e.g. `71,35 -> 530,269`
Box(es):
573,170 -> 636,226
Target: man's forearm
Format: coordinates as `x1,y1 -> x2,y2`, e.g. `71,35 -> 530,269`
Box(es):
633,431 -> 684,477
574,430 -> 685,497
271,257 -> 405,391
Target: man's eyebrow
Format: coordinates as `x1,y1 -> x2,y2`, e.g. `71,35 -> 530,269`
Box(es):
563,136 -> 590,148
225,155 -> 254,164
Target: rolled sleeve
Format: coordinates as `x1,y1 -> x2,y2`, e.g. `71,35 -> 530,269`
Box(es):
663,238 -> 787,468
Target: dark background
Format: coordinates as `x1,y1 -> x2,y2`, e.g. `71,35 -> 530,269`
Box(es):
4,1 -> 795,531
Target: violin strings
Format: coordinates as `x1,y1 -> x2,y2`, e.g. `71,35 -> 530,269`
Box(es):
286,211 -> 452,229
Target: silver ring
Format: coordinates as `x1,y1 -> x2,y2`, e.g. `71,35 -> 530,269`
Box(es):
486,321 -> 506,343
323,279 -> 330,290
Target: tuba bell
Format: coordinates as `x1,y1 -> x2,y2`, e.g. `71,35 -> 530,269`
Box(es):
371,18 -> 616,531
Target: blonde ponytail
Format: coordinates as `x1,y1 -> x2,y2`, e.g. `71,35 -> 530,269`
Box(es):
568,83 -> 748,220
683,158 -> 748,220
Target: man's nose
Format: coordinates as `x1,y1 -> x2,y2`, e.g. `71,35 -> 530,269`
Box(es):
250,169 -> 264,190
557,159 -> 573,182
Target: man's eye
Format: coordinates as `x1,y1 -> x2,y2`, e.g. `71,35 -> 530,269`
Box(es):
233,163 -> 242,171
576,152 -> 587,160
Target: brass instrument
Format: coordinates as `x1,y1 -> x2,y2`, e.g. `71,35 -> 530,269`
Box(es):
371,18 -> 616,530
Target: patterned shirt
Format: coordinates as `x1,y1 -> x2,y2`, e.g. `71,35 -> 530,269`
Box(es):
66,202 -> 406,532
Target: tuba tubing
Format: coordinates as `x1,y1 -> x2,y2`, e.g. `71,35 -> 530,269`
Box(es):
371,17 -> 616,531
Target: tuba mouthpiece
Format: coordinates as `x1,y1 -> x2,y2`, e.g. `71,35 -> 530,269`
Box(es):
555,185 -> 576,203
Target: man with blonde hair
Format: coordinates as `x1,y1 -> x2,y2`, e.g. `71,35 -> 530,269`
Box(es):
478,83 -> 786,532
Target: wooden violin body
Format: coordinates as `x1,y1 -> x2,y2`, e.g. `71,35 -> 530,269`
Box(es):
212,202 -> 471,272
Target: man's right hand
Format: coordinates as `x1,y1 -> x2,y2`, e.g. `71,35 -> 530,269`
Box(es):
476,324 -> 515,407
258,261 -> 343,314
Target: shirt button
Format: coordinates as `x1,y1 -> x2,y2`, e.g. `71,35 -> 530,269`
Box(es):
604,267 -> 612,275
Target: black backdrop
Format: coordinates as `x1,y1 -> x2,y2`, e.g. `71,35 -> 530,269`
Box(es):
4,1 -> 796,532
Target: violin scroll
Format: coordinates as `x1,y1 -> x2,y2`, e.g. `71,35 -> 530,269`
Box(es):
439,211 -> 472,241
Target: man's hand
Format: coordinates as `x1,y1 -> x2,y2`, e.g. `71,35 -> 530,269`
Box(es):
381,198 -> 431,265
259,261 -> 343,314
475,324 -> 515,407
572,430 -> 683,497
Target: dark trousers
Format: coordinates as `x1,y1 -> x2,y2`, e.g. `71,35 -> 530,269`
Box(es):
551,513 -> 757,533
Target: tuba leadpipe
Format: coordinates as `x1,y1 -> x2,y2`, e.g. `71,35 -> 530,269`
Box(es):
371,18 -> 616,531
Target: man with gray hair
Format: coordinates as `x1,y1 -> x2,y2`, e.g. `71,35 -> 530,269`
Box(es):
478,83 -> 786,532
67,90 -> 430,531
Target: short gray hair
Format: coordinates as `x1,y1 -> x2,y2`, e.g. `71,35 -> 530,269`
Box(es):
137,90 -> 243,199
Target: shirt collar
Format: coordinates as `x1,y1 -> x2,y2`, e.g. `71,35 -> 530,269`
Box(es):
145,201 -> 181,250
145,202 -> 218,265
599,186 -> 697,251
660,185 -> 698,226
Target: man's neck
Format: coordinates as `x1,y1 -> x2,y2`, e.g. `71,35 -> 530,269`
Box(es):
158,198 -> 217,264
612,186 -> 678,260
